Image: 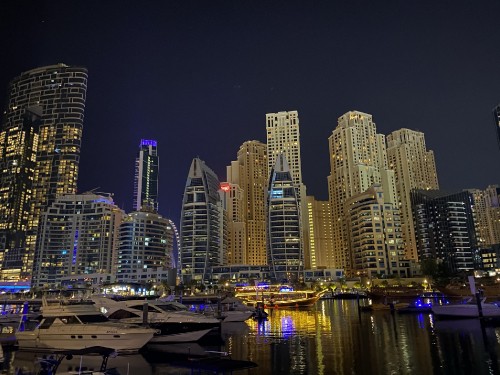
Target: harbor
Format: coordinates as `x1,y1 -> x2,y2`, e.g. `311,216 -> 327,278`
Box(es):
0,294 -> 498,374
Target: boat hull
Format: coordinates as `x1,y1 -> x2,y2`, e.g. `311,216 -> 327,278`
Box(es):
16,325 -> 154,352
432,303 -> 500,319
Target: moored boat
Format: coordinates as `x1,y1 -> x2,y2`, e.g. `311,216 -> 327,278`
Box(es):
15,299 -> 155,353
431,300 -> 500,319
91,296 -> 220,343
235,285 -> 322,308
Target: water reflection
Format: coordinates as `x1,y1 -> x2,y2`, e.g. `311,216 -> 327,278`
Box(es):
2,300 -> 500,374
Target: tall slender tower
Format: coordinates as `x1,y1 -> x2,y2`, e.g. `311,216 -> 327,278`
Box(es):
133,139 -> 159,211
266,111 -> 309,267
0,64 -> 88,280
386,129 -> 439,262
306,196 -> 334,269
267,154 -> 302,282
328,111 -> 397,275
179,158 -> 225,284
226,141 -> 267,265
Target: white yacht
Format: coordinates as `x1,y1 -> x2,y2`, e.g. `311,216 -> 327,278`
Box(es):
15,300 -> 155,353
432,300 -> 500,319
91,297 -> 221,343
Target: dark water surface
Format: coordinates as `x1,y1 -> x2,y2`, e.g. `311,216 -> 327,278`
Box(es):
3,299 -> 500,374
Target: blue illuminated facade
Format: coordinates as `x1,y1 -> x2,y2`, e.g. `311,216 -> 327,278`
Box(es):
267,154 -> 303,283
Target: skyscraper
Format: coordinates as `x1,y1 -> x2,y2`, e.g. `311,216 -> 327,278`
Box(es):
117,205 -> 174,283
226,140 -> 267,265
306,196 -> 334,269
411,189 -> 478,273
494,104 -> 500,150
328,111 -> 397,275
33,193 -> 123,288
386,128 -> 439,262
345,185 -> 408,277
133,139 -> 159,211
220,181 -> 246,265
266,111 -> 309,266
267,154 -> 303,282
179,158 -> 225,284
0,64 -> 88,280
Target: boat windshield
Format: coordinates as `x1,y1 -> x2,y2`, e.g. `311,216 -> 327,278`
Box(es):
156,303 -> 188,312
77,314 -> 110,323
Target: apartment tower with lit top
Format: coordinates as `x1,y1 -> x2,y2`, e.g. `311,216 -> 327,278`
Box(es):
133,139 -> 159,211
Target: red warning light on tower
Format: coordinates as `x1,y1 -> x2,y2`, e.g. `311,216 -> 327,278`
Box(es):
220,183 -> 231,192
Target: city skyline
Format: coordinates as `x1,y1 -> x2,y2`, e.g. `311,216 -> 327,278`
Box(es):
1,1 -> 499,224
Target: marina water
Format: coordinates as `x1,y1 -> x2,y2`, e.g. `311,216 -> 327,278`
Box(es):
1,299 -> 499,374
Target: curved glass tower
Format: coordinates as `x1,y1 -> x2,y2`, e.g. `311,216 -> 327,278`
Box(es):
0,63 -> 88,280
267,154 -> 303,283
179,158 -> 224,284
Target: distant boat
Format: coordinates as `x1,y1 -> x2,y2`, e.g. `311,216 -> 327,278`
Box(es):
235,285 -> 322,308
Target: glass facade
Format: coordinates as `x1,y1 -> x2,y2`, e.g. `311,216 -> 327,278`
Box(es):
267,154 -> 303,283
180,158 -> 224,283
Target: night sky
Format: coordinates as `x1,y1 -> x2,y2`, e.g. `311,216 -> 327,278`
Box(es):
1,1 -> 499,224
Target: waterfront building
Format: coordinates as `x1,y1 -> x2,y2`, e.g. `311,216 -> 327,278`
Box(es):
227,141 -> 267,265
267,154 -> 303,283
220,181 -> 246,265
387,128 -> 439,262
485,185 -> 500,246
266,111 -> 309,267
494,104 -> 500,149
133,139 -> 159,211
32,193 -> 123,288
345,185 -> 409,278
468,188 -> 492,250
328,111 -> 397,275
480,244 -> 500,274
179,158 -> 225,284
116,205 -> 174,283
305,196 -> 334,269
0,64 -> 88,281
411,189 -> 478,273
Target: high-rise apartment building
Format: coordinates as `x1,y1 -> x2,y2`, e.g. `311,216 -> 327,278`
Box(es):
220,181 -> 246,265
179,158 -> 225,283
411,190 -> 478,273
116,205 -> 174,283
493,104 -> 500,150
328,111 -> 397,275
226,141 -> 267,265
468,188 -> 491,249
266,111 -> 309,266
386,129 -> 439,262
0,64 -> 88,280
32,193 -> 123,288
345,185 -> 408,277
306,196 -> 334,269
133,139 -> 159,211
470,185 -> 500,247
267,154 -> 302,282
